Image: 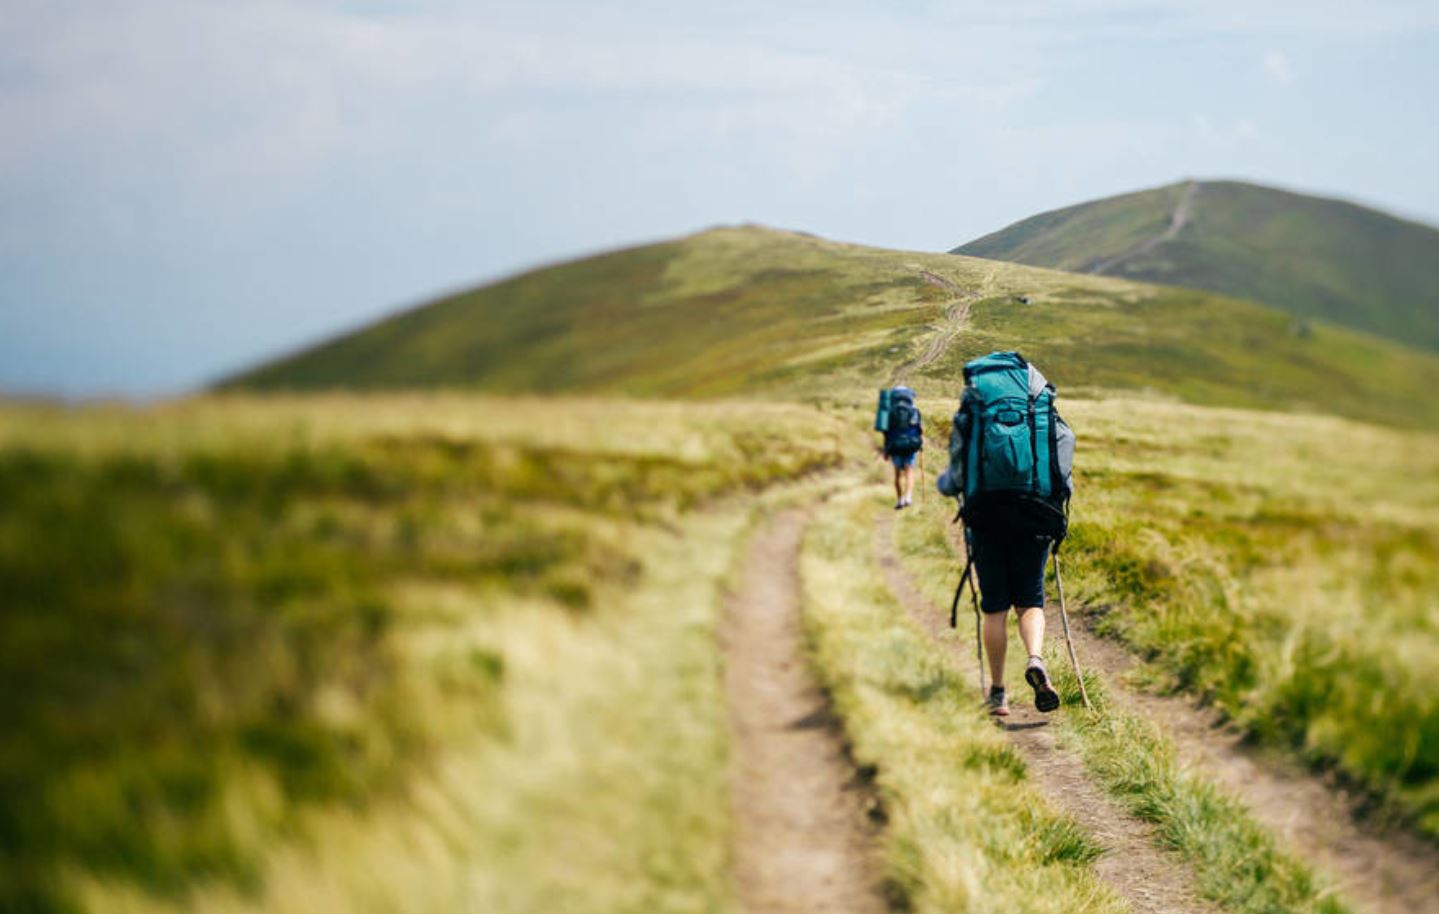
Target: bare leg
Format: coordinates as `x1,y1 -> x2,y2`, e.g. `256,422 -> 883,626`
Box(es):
892,467 -> 904,503
902,466 -> 915,502
1016,605 -> 1046,659
983,611 -> 1007,687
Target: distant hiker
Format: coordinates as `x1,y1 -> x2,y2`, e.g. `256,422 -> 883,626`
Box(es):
937,352 -> 1074,716
874,386 -> 924,510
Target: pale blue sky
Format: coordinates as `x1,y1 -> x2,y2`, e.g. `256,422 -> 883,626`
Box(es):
3,0 -> 1438,396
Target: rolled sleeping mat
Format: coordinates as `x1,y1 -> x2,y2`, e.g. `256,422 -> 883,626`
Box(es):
874,388 -> 892,431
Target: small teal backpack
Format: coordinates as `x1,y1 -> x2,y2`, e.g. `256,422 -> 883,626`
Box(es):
874,386 -> 923,457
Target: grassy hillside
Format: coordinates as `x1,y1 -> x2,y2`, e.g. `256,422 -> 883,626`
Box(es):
7,397 -> 1439,910
226,225 -> 1439,430
16,225 -> 1439,912
955,179 -> 1439,351
0,395 -> 847,914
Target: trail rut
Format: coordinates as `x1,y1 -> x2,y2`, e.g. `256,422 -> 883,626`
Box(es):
1088,180 -> 1199,275
889,266 -> 995,386
1066,611 -> 1439,914
723,511 -> 889,914
873,511 -> 1219,914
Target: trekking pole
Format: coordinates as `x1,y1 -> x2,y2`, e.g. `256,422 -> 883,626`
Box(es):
1051,549 -> 1093,711
972,569 -> 984,697
949,547 -> 985,695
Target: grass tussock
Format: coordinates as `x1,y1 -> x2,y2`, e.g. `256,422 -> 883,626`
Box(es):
801,486 -> 1125,914
1,394 -> 847,914
1055,680 -> 1351,914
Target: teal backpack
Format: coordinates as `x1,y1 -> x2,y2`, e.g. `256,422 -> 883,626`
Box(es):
874,386 -> 923,457
950,352 -> 1073,540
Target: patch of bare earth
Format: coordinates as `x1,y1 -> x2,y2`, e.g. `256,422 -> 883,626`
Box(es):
1067,609 -> 1439,914
722,511 -> 889,914
874,511 -> 1219,914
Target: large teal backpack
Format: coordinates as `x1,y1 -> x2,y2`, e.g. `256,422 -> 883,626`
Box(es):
955,351 -> 1073,540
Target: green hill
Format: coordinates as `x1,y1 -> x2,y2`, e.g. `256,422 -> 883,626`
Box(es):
953,179 -> 1439,352
14,224 -> 1439,912
228,225 -> 1439,428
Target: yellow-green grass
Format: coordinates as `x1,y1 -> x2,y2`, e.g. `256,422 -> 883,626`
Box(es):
73,511 -> 750,914
1060,398 -> 1439,838
0,394 -> 848,914
891,473 -> 1354,914
801,483 -> 1126,913
908,393 -> 1439,838
1049,676 -> 1351,914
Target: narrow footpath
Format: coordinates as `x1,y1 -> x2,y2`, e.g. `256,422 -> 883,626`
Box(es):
873,511 -> 1220,914
723,511 -> 889,914
1088,180 -> 1200,274
1063,610 -> 1439,914
889,266 -> 996,387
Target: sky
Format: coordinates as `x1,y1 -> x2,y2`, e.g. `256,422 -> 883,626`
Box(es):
3,0 -> 1438,397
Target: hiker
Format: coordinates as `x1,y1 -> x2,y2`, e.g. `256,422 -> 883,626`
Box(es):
874,386 -> 924,509
937,352 -> 1074,717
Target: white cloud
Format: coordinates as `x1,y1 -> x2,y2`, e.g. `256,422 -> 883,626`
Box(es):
0,1 -> 1052,191
1263,50 -> 1295,86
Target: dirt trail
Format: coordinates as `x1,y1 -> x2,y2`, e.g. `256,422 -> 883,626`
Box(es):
1064,613 -> 1439,914
889,266 -> 995,386
1088,180 -> 1199,275
873,512 -> 1219,914
723,511 -> 889,914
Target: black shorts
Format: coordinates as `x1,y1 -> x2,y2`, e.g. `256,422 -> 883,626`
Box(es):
971,528 -> 1049,614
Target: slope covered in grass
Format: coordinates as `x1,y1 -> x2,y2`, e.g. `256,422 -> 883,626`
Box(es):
955,179 -> 1439,351
0,395 -> 847,914
226,225 -> 1439,430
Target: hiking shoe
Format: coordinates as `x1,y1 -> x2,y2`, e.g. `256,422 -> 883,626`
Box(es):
1025,656 -> 1060,713
987,686 -> 1009,717
894,500 -> 905,510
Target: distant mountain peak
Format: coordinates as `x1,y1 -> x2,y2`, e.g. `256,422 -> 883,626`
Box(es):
953,180 -> 1439,351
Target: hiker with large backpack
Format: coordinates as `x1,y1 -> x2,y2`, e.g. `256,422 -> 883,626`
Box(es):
875,386 -> 925,510
936,352 -> 1076,717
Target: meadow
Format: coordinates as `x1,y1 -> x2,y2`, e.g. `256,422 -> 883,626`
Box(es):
0,394 -> 846,914
1058,398 -> 1439,837
10,223 -> 1439,912
5,386 -> 1438,912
